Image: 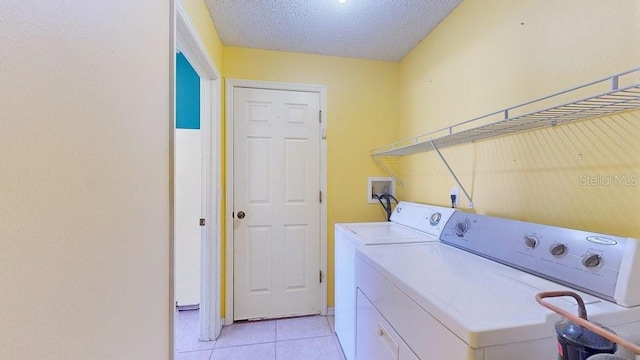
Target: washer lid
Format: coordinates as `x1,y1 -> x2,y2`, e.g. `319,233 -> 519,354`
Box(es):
337,222 -> 437,245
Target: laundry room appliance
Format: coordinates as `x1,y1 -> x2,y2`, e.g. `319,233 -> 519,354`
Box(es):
354,211 -> 640,360
334,202 -> 456,360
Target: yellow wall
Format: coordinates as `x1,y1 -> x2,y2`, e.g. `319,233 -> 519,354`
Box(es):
223,46 -> 400,307
181,0 -> 223,68
397,0 -> 640,237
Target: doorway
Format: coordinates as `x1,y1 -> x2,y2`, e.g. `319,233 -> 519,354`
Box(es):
175,52 -> 201,310
175,0 -> 222,346
225,80 -> 328,324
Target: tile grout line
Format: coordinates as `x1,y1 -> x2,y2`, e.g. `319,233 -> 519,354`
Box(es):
274,319 -> 278,360
215,340 -> 277,349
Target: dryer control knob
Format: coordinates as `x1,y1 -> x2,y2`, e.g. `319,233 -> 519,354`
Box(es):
582,253 -> 602,268
524,235 -> 539,248
550,243 -> 567,256
454,220 -> 469,237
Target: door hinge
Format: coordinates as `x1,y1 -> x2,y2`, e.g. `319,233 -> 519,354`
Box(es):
199,218 -> 205,226
319,110 -> 322,123
319,270 -> 323,283
319,190 -> 322,203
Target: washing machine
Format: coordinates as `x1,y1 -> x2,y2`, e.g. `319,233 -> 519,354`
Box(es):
334,202 -> 456,360
355,211 -> 640,360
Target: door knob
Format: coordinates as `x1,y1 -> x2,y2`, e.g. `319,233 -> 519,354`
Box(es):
237,211 -> 246,219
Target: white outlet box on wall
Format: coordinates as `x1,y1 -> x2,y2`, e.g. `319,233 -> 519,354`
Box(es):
368,177 -> 396,204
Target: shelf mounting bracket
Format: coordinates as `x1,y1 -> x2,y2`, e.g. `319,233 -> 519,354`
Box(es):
429,140 -> 473,208
372,155 -> 403,187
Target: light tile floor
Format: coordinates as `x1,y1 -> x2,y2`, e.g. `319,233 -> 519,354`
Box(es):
176,310 -> 347,360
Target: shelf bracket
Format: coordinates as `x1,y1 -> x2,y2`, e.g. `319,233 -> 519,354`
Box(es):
429,140 -> 474,208
372,155 -> 403,187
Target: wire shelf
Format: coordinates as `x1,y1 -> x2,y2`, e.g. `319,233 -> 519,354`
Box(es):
372,67 -> 640,157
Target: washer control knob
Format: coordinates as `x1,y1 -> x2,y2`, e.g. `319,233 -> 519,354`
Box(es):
429,212 -> 442,226
582,253 -> 602,268
524,235 -> 539,248
550,243 -> 567,256
454,220 -> 470,237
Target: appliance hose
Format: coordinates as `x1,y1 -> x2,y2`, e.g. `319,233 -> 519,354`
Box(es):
373,193 -> 398,221
536,291 -> 640,355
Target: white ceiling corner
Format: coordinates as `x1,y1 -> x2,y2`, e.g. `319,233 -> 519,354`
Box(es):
204,0 -> 462,62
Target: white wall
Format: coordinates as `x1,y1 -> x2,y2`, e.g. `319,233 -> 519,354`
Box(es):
175,129 -> 202,306
0,2 -> 172,359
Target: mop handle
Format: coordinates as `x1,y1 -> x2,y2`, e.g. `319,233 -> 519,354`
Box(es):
536,291 -> 640,355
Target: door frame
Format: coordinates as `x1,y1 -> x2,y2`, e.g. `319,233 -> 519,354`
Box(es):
225,79 -> 328,324
175,0 -> 222,341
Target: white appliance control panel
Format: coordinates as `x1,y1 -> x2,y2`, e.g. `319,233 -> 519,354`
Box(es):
390,202 -> 456,237
440,212 -> 640,306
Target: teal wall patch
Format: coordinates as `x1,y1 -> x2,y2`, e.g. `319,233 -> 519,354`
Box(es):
176,52 -> 200,129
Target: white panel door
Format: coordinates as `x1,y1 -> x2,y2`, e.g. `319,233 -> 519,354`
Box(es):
233,87 -> 321,320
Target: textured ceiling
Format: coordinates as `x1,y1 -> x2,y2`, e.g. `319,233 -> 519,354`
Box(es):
205,0 -> 462,62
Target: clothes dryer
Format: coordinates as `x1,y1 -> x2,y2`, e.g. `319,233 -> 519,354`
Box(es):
355,212 -> 640,360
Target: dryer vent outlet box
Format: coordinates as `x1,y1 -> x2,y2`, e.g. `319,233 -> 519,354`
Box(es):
368,177 -> 396,204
